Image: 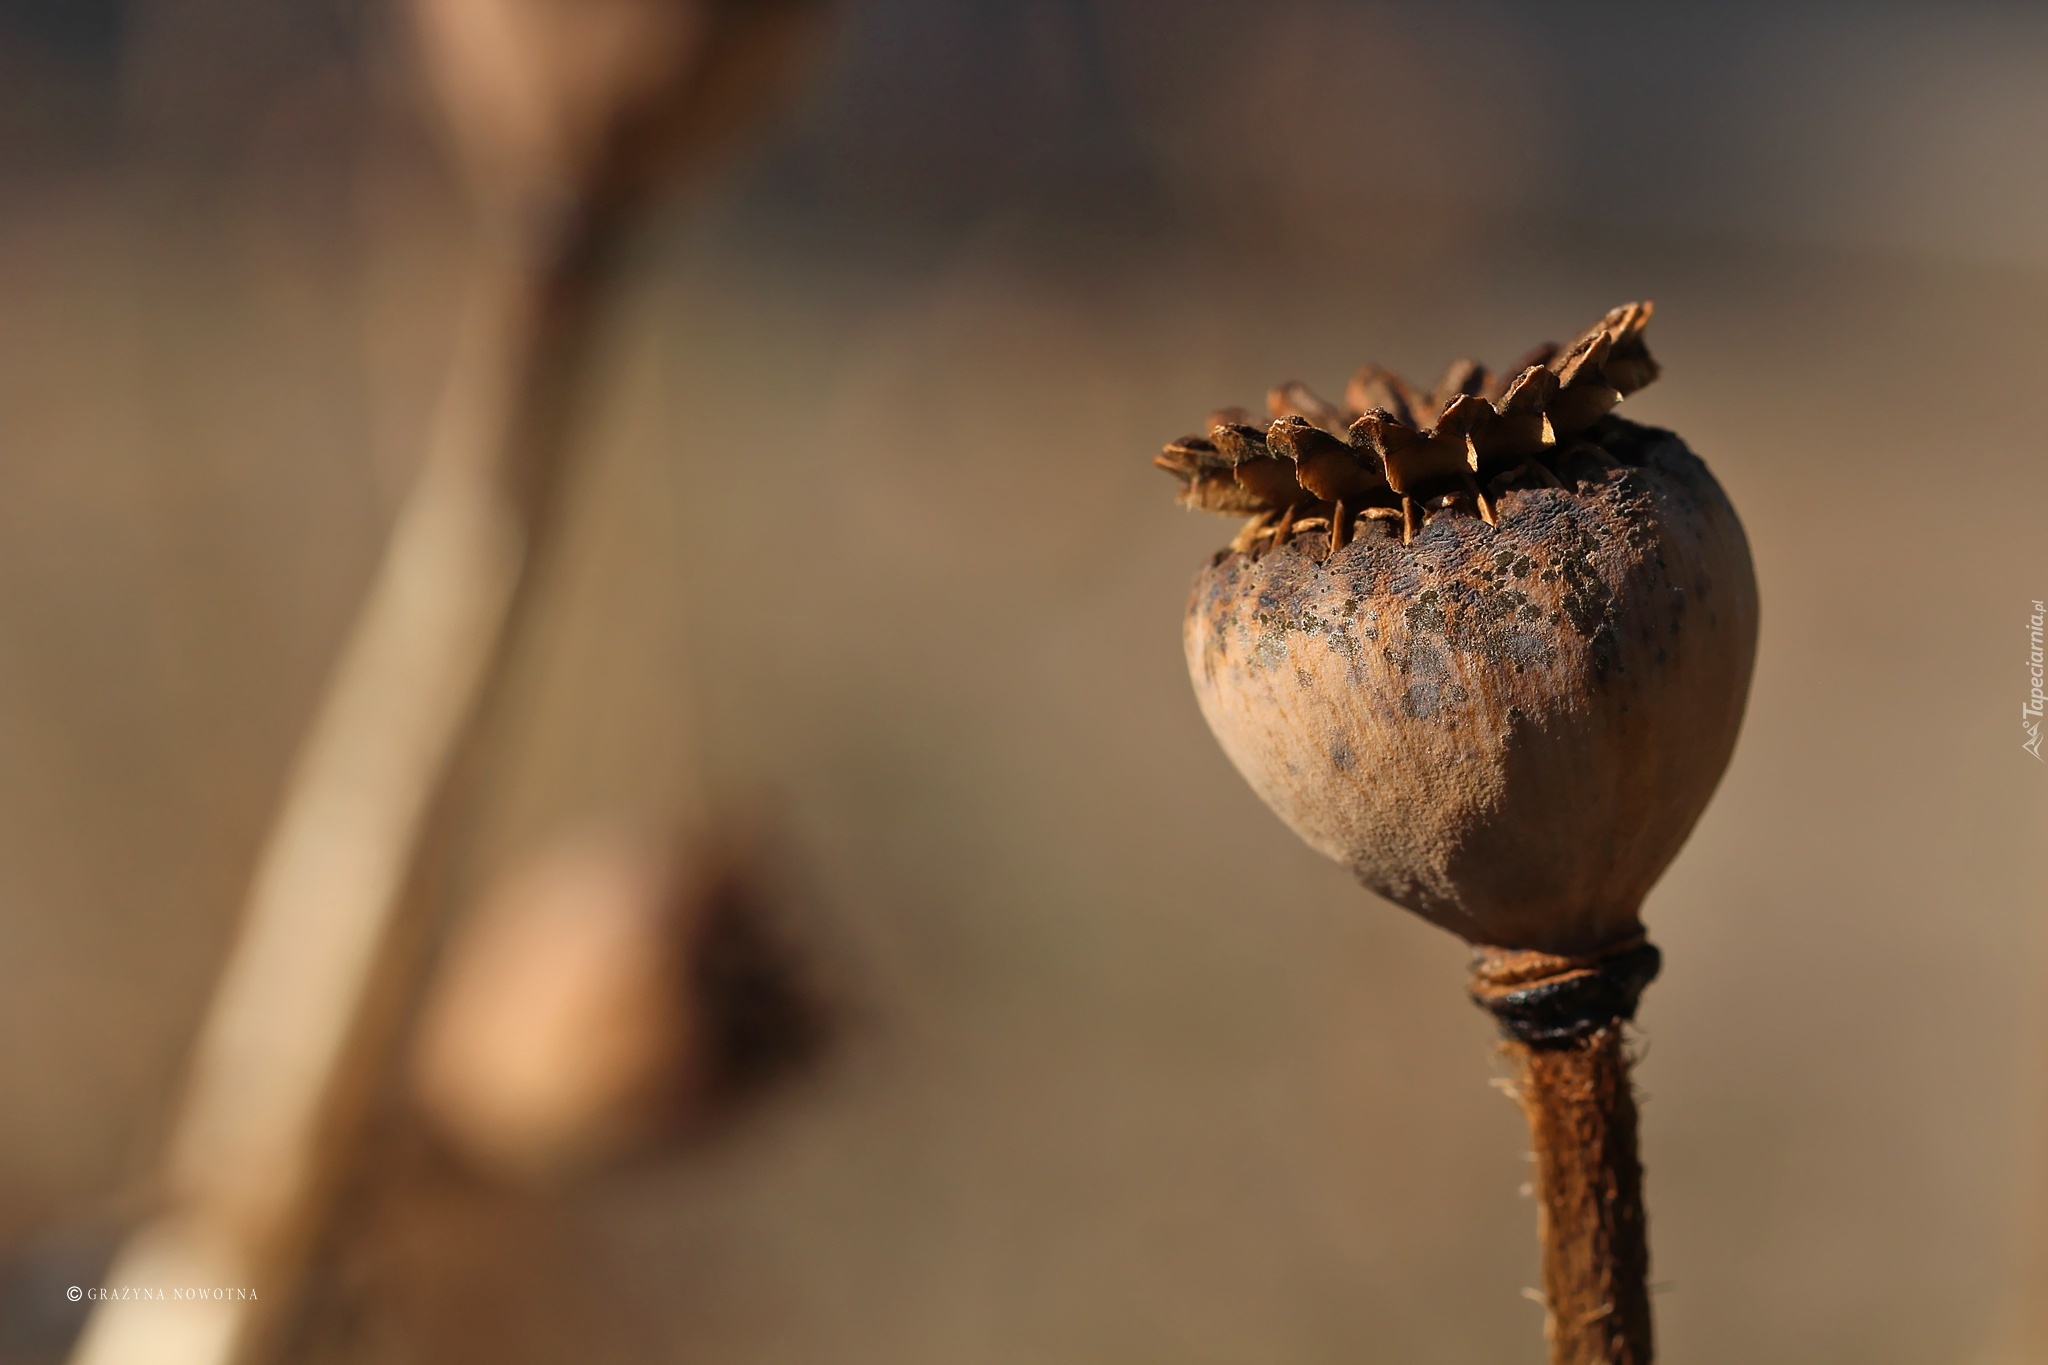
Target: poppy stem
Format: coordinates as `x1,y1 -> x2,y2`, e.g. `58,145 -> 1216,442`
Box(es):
1510,1026 -> 1654,1365
1471,940 -> 1661,1365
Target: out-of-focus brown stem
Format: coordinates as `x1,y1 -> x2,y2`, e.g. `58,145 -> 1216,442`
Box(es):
67,206 -> 620,1365
67,5 -> 822,1360
1511,1027 -> 1654,1365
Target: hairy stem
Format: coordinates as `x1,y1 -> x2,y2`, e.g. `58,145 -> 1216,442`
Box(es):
1512,1026 -> 1653,1365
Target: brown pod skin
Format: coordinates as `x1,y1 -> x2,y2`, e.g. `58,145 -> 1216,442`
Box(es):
1184,420 -> 1757,956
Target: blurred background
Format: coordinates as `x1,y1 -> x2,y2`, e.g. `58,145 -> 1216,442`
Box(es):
2,0 -> 2046,1361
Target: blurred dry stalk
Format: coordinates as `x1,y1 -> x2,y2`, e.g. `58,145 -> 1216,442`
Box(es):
67,3 -> 819,1362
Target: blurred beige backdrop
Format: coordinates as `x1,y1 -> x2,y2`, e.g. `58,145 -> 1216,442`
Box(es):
1,1 -> 2046,1362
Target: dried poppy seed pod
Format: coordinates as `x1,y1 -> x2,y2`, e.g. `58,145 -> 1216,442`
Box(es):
1157,303 -> 1756,1365
1162,302 -> 1754,957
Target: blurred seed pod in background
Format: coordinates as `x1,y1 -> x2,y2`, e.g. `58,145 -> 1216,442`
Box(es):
405,0 -> 826,226
407,821 -> 827,1185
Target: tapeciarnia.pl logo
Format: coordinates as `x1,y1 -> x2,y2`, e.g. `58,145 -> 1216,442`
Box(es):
2026,599 -> 2045,761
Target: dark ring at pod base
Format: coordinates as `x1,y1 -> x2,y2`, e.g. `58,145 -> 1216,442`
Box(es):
1469,941 -> 1662,1049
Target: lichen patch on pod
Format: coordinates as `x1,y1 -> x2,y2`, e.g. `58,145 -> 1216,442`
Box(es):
1159,304 -> 1757,956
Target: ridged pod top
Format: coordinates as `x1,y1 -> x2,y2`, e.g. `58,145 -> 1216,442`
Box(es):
1155,302 -> 1658,547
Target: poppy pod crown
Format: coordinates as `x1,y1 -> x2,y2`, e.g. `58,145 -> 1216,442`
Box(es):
1160,304 -> 1757,956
